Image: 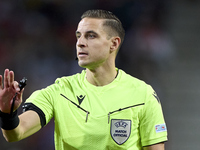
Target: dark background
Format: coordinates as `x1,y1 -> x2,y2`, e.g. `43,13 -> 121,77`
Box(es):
0,0 -> 200,149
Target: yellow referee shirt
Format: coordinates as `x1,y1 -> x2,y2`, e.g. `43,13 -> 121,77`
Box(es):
25,69 -> 167,150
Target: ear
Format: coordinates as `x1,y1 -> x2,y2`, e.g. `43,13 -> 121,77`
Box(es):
110,37 -> 121,53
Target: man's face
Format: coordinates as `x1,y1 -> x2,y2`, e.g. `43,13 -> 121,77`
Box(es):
76,18 -> 112,69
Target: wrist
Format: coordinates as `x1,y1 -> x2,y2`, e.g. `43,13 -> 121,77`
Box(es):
0,110 -> 19,130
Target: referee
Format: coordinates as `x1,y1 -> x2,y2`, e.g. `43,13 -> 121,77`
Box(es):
0,9 -> 167,150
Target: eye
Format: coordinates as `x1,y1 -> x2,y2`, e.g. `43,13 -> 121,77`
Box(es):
75,31 -> 81,39
88,34 -> 96,39
76,35 -> 81,39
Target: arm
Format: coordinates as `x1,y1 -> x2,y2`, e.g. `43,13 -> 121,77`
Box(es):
143,142 -> 165,150
0,69 -> 41,142
2,110 -> 41,142
139,87 -> 167,149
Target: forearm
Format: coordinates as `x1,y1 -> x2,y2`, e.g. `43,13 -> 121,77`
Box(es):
1,111 -> 41,142
2,125 -> 22,142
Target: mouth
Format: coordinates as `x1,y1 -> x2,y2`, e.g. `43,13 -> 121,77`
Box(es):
78,52 -> 88,57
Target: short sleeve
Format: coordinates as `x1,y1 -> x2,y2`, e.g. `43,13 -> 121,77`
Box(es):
139,86 -> 168,146
25,84 -> 57,125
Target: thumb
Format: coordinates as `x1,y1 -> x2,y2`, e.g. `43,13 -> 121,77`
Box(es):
13,81 -> 20,92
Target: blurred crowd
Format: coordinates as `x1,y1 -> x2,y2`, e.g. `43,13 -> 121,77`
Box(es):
0,0 -> 174,150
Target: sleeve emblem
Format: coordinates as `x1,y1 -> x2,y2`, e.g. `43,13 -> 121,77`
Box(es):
155,123 -> 167,133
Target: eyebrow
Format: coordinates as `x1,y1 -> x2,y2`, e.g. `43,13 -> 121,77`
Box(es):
75,30 -> 97,35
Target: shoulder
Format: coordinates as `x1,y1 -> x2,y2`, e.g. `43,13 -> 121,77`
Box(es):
118,69 -> 149,89
34,70 -> 85,94
54,70 -> 85,87
118,69 -> 156,101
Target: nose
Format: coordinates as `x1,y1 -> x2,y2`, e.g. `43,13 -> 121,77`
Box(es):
76,36 -> 86,48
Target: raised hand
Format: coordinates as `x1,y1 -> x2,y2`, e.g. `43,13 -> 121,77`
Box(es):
0,69 -> 23,113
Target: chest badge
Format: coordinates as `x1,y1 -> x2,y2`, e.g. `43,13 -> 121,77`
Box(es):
110,119 -> 131,145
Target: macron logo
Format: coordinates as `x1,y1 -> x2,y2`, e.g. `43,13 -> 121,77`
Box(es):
77,95 -> 86,105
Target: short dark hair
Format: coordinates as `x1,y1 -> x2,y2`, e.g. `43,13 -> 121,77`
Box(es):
81,9 -> 125,47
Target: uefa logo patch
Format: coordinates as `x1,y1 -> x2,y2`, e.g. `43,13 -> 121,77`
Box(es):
110,119 -> 131,145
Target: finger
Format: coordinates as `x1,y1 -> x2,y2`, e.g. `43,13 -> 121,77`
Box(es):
4,69 -> 10,88
16,88 -> 24,104
9,70 -> 14,86
19,88 -> 24,101
13,81 -> 20,92
19,88 -> 24,97
0,75 -> 3,89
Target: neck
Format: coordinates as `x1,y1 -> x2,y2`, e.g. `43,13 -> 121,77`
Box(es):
86,67 -> 118,86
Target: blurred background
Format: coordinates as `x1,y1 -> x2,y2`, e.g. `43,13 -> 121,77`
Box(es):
0,0 -> 200,149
